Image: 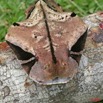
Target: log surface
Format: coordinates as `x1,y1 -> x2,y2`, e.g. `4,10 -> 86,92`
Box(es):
1,12 -> 103,103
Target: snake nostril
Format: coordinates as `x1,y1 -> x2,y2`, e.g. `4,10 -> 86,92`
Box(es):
13,22 -> 20,26
70,12 -> 76,17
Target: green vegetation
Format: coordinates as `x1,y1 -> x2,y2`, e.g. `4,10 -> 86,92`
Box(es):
0,0 -> 103,42
0,0 -> 103,103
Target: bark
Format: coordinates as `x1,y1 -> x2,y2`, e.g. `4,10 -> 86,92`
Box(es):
1,13 -> 103,103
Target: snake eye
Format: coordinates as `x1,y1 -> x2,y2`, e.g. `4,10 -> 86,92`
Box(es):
70,30 -> 87,63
